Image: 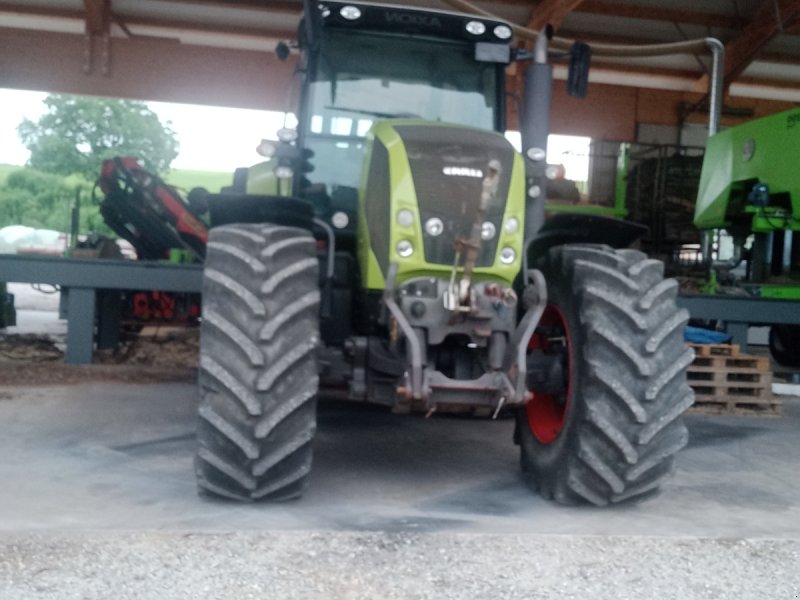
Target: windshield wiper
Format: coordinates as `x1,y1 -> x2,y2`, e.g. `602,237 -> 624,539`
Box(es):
325,106 -> 421,119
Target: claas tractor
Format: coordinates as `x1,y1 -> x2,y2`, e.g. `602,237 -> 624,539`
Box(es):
194,0 -> 694,505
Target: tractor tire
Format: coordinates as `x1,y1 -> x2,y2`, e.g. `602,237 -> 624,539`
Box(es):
195,223 -> 320,501
769,324 -> 800,367
516,244 -> 694,505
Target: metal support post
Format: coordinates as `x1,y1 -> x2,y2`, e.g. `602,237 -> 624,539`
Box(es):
65,287 -> 96,364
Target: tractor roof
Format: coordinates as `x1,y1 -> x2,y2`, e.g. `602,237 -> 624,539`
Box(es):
318,1 -> 514,44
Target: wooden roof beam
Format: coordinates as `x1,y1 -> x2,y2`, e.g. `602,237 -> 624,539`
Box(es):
576,0 -> 746,30
724,0 -> 800,84
146,0 -> 302,15
83,0 -> 111,35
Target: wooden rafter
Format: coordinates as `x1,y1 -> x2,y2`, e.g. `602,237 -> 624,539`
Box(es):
147,0 -> 302,15
0,1 -> 294,40
83,0 -> 110,35
528,0 -> 587,31
576,0 -> 746,30
724,0 -> 800,84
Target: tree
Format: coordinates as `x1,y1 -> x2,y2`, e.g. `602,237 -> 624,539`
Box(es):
17,94 -> 179,180
0,167 -> 111,235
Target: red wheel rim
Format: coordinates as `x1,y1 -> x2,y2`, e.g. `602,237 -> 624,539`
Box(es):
525,304 -> 572,445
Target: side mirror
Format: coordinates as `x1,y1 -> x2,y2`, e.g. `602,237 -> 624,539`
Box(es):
567,41 -> 591,98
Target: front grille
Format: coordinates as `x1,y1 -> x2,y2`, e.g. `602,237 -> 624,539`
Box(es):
396,125 -> 514,267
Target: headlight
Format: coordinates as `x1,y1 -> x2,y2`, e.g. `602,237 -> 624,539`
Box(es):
396,240 -> 414,257
481,222 -> 496,241
332,211 -> 349,229
504,217 -> 519,234
494,25 -> 512,39
499,247 -> 516,264
424,217 -> 444,237
275,165 -> 293,179
276,127 -> 297,143
397,209 -> 414,227
256,139 -> 276,158
465,20 -> 486,35
340,5 -> 362,20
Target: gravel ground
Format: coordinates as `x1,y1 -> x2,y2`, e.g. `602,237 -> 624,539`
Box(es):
1,532 -> 798,600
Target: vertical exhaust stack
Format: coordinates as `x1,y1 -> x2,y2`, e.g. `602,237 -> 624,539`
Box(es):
520,28 -> 552,257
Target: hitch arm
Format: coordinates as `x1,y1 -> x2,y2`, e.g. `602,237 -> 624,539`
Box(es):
506,269 -> 548,403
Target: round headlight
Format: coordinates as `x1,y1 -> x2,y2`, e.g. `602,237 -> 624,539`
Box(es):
465,20 -> 486,35
425,217 -> 444,237
256,139 -> 276,158
504,217 -> 519,234
275,165 -> 293,179
396,240 -> 414,258
546,165 -> 563,180
481,221 -> 496,241
494,24 -> 512,40
340,5 -> 362,20
397,209 -> 414,227
528,185 -> 542,198
332,211 -> 349,229
276,127 -> 297,143
499,247 -> 516,264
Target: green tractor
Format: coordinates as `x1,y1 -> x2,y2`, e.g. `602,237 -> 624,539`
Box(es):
695,108 -> 800,366
195,1 -> 694,505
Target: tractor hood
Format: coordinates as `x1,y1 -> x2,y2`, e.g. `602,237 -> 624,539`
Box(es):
357,120 -> 525,289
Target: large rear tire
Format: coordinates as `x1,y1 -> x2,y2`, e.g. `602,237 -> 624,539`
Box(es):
517,244 -> 694,505
196,223 -> 320,501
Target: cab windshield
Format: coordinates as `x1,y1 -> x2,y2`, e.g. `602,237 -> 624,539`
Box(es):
302,30 -> 501,191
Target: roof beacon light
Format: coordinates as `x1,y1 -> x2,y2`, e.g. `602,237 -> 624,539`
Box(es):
465,20 -> 486,35
340,5 -> 362,20
493,25 -> 512,40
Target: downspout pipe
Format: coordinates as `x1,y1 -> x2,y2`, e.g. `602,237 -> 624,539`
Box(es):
520,29 -> 552,257
704,37 -> 725,137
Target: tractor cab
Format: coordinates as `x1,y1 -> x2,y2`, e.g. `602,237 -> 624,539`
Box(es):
241,1 -> 515,232
298,1 -> 509,193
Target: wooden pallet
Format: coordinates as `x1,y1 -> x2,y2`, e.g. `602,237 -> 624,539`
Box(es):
686,343 -> 781,416
689,342 -> 742,357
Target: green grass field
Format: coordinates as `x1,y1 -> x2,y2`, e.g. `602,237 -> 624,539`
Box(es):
164,168 -> 232,193
0,163 -> 231,193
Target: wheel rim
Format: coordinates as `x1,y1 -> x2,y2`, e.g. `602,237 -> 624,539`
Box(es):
525,304 -> 572,445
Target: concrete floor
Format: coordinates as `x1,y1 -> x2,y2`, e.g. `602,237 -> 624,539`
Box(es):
1,382 -> 798,538
1,382 -> 799,598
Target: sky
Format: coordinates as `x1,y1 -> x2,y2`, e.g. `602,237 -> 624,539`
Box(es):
0,88 -> 589,179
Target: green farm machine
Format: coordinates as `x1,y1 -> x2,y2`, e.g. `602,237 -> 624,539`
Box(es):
694,108 -> 800,366
193,1 -> 694,505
